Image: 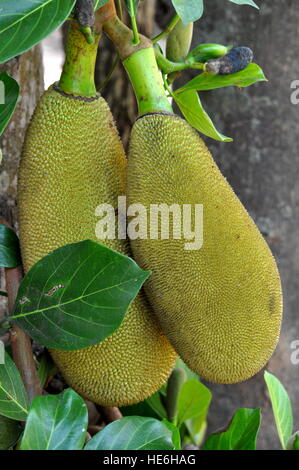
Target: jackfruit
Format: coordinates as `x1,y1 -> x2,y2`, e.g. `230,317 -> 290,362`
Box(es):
166,20 -> 194,63
127,112 -> 283,384
17,87 -> 176,406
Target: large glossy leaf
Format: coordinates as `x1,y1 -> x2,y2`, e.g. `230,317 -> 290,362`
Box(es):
85,416 -> 174,450
0,351 -> 29,421
0,415 -> 22,450
171,0 -> 204,24
202,408 -> 261,450
176,63 -> 266,93
0,224 -> 21,268
20,389 -> 88,450
0,0 -> 76,64
174,89 -> 232,142
0,73 -> 19,137
10,240 -> 150,350
264,371 -> 293,450
177,380 -> 211,428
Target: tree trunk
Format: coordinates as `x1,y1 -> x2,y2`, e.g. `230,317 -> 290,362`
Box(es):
183,0 -> 298,449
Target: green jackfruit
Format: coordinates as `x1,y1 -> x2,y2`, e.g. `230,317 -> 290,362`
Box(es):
166,20 -> 194,62
18,88 -> 176,406
127,112 -> 283,384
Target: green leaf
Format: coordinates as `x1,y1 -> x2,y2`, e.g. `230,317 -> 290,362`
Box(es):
0,414 -> 22,450
186,44 -> 230,64
228,0 -> 259,8
264,371 -> 293,450
121,391 -> 167,420
0,0 -> 76,64
11,240 -> 150,350
294,434 -> 299,450
286,432 -> 299,450
202,408 -> 261,450
175,358 -> 199,381
162,419 -> 181,450
0,73 -> 19,137
173,362 -> 210,446
171,0 -> 204,24
20,389 -> 88,450
85,416 -> 175,450
0,352 -> 29,421
176,63 -> 267,93
173,89 -> 232,141
185,417 -> 207,446
0,224 -> 21,268
177,379 -> 211,429
146,392 -> 167,419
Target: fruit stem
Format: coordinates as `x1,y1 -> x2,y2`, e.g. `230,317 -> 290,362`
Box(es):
123,47 -> 173,115
59,20 -> 100,97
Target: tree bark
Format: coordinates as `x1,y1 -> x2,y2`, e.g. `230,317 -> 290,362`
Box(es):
181,0 -> 299,450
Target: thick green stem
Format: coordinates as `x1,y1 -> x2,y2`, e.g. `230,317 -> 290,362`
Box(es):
123,47 -> 173,115
59,21 -> 99,97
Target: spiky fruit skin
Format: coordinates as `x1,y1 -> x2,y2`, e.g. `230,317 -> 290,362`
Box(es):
17,88 -> 176,406
127,113 -> 283,384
